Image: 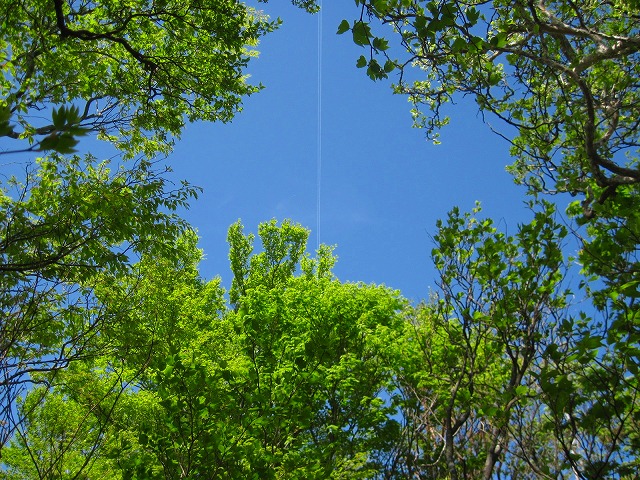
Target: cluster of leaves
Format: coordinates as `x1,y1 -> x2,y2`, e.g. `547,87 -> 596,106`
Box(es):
0,153 -> 199,446
1,220 -> 409,479
340,0 -> 640,195
338,4 -> 640,476
4,210 -> 638,479
390,203 -> 638,478
0,0 -> 283,157
404,202 -> 570,478
339,0 -> 639,305
0,0 -> 317,454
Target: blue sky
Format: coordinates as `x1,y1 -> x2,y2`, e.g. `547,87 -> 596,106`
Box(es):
166,2 -> 533,303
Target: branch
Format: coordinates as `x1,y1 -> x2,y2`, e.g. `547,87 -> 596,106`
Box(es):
52,0 -> 158,71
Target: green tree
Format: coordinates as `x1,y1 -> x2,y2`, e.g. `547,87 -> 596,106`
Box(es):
379,203 -> 639,479
1,231 -> 226,479
0,0 -> 315,450
337,0 -> 639,315
133,220 -> 405,478
339,3 -> 640,476
0,0 -> 280,156
1,368 -> 132,480
385,203 -> 572,479
2,220 -> 407,479
339,0 -> 639,198
0,154 -> 198,447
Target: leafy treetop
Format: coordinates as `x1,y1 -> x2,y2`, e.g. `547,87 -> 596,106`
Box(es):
338,0 -> 640,208
0,0 -> 312,157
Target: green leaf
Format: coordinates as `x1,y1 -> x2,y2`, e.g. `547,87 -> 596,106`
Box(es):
372,0 -> 390,15
0,105 -> 13,137
352,21 -> 371,46
466,7 -> 480,26
38,133 -> 80,154
367,58 -> 384,80
620,281 -> 640,298
372,36 -> 390,51
488,70 -> 502,86
490,32 -> 508,49
51,107 -> 64,129
356,55 -> 367,68
337,19 -> 350,34
451,37 -> 468,53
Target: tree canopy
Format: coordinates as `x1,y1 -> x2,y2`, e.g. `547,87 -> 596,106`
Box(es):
0,0 -> 315,449
336,1 -> 640,476
6,209 -> 636,478
339,0 -> 640,198
338,0 -> 639,277
1,220 -> 408,479
0,0 -> 281,156
1,1 -> 639,478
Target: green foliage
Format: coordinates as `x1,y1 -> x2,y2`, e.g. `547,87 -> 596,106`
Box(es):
341,1 -> 639,300
378,201 -> 638,478
1,155 -> 197,280
342,0 -> 639,196
339,4 -> 640,475
228,219 -> 309,307
0,0 -> 319,453
1,230 -> 225,478
4,211 -> 638,478
2,386 -> 116,479
0,0 -> 280,157
216,220 -> 405,477
0,154 -> 199,445
2,220 -> 406,478
288,0 -> 321,13
37,106 -> 89,154
2,2 -> 638,477
388,202 -> 573,479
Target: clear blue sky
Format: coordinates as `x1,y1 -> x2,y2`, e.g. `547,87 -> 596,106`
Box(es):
167,2 -> 533,303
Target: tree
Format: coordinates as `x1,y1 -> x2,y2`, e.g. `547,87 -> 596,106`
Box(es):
134,220 -> 405,478
339,3 -> 640,475
1,370 -> 132,479
0,0 -> 317,451
339,0 -> 639,200
0,0 -> 281,157
0,154 -> 198,447
1,220 -> 407,479
0,230 -> 222,479
383,203 -> 573,479
338,0 -> 639,311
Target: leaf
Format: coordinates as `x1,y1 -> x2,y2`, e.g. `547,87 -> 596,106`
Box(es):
0,106 -> 14,137
372,0 -> 389,14
352,21 -> 371,46
356,55 -> 367,68
488,71 -> 502,86
490,32 -> 508,49
337,19 -> 350,34
466,7 -> 480,26
38,132 -> 80,154
620,281 -> 640,298
515,385 -> 528,396
578,334 -> 603,352
451,37 -> 468,53
367,58 -> 384,80
51,107 -> 64,129
383,60 -> 395,73
372,37 -> 389,51
471,36 -> 485,51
